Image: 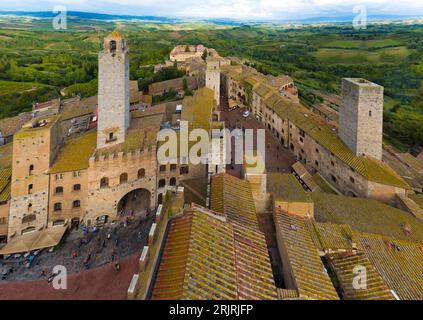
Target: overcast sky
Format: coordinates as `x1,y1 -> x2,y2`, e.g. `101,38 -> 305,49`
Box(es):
1,0 -> 423,20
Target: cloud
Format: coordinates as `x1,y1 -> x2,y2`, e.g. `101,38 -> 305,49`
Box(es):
1,0 -> 423,20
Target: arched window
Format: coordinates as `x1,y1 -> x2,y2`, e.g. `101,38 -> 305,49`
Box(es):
28,184 -> 33,195
119,173 -> 128,184
138,168 -> 145,179
73,200 -> 81,208
55,186 -> 64,194
22,226 -> 35,235
100,177 -> 109,189
28,203 -> 32,212
54,203 -> 62,212
73,184 -> 81,191
29,164 -> 34,176
170,177 -> 177,186
110,40 -> 117,52
158,179 -> 166,188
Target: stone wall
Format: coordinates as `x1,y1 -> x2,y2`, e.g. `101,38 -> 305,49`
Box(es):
339,78 -> 383,160
48,169 -> 88,226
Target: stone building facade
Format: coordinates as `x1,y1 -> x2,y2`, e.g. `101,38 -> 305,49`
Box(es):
219,64 -> 409,204
2,34 -> 221,243
8,116 -> 62,238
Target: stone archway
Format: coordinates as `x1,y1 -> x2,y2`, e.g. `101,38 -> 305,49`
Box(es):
117,188 -> 151,216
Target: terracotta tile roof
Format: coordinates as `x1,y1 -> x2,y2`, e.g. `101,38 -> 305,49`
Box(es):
410,194 -> 423,209
95,128 -> 157,158
0,112 -> 32,137
50,131 -> 97,174
312,192 -> 423,243
307,221 -> 357,251
0,167 -> 11,202
267,173 -> 311,202
60,96 -> 97,121
327,251 -> 395,300
274,210 -> 339,300
211,173 -> 259,229
152,209 -> 277,300
180,87 -> 215,132
356,232 -> 423,300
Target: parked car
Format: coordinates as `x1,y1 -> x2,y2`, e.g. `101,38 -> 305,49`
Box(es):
241,109 -> 250,118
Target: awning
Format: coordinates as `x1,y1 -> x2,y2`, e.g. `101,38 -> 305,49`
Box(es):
0,225 -> 67,255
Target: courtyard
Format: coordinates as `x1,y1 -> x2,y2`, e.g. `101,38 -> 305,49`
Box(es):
0,213 -> 153,298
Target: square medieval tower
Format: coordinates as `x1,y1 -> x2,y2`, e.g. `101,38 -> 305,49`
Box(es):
339,78 -> 384,160
97,31 -> 130,148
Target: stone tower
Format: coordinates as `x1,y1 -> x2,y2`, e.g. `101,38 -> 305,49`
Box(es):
97,31 -> 130,149
206,57 -> 230,106
339,78 -> 384,160
8,116 -> 61,238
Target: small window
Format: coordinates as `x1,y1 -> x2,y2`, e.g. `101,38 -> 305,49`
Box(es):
180,166 -> 189,175
55,186 -> 64,194
73,171 -> 81,178
54,203 -> 62,212
315,160 -> 319,167
138,169 -> 145,179
369,110 -> 372,117
28,184 -> 33,195
350,177 -> 355,184
73,184 -> 81,191
119,173 -> 128,184
28,203 -> 33,212
29,165 -> 34,176
100,177 -> 109,189
170,164 -> 177,172
315,148 -> 319,153
331,175 -> 337,183
73,200 -> 81,208
159,165 -> 166,173
158,179 -> 166,188
331,161 -> 335,167
55,174 -> 63,181
22,215 -> 36,224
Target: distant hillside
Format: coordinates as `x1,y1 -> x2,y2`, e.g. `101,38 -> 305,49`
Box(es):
0,10 -> 421,25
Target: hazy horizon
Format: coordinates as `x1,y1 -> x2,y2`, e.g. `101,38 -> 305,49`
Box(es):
1,0 -> 423,22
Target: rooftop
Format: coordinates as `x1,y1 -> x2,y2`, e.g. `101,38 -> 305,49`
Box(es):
180,87 -> 215,133
151,209 -> 277,300
274,210 -> 339,300
312,192 -> 423,243
14,115 -> 60,140
0,167 -> 11,203
60,96 -> 97,121
356,232 -> 423,300
327,251 -> 395,300
211,173 -> 259,229
50,131 -> 97,174
267,173 -> 311,203
95,128 -> 157,158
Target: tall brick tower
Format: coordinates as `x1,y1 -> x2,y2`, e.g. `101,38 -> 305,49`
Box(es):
97,31 -> 130,149
339,78 -> 384,160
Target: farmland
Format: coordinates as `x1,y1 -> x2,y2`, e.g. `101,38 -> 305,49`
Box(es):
0,15 -> 422,149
